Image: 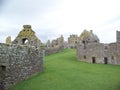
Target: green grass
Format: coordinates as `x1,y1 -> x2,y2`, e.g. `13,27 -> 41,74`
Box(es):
11,49 -> 120,90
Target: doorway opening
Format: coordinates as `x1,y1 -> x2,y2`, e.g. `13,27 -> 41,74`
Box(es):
0,66 -> 6,90
104,57 -> 108,64
92,57 -> 96,63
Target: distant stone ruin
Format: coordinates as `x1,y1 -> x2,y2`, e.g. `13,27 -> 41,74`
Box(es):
67,30 -> 99,48
51,35 -> 64,47
45,35 -> 64,55
68,34 -> 79,48
77,30 -> 120,65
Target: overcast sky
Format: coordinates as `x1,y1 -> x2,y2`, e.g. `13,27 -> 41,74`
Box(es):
0,0 -> 120,43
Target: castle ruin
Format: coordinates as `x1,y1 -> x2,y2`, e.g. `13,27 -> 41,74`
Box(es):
45,35 -> 64,55
77,30 -> 120,65
0,25 -> 44,90
0,25 -> 120,90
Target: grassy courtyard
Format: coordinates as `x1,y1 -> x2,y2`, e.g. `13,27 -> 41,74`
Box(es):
11,49 -> 120,90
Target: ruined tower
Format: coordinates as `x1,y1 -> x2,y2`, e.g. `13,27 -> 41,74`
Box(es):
116,31 -> 120,63
117,31 -> 120,48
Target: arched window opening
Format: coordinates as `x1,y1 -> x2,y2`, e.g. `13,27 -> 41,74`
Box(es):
22,38 -> 28,44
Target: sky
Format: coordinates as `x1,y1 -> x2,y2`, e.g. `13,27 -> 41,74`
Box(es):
0,0 -> 120,43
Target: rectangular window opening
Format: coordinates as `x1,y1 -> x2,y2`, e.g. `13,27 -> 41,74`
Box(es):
84,55 -> 86,59
0,66 -> 6,71
111,56 -> 114,60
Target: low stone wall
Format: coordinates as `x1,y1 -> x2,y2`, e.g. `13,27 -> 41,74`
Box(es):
45,46 -> 63,55
0,43 -> 44,90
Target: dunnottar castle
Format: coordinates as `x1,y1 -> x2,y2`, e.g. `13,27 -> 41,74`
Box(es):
0,25 -> 120,89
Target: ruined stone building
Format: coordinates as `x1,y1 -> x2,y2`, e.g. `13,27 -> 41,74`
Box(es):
51,35 -> 64,47
0,25 -> 44,90
79,30 -> 99,43
67,30 -> 99,48
46,40 -> 51,48
12,25 -> 42,48
77,30 -> 120,65
45,35 -> 64,55
68,34 -> 79,48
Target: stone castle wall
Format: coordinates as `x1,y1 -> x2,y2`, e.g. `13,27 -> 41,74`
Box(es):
0,43 -> 44,90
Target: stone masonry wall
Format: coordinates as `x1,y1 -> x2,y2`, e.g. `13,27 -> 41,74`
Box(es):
0,43 -> 44,90
77,43 -> 105,63
77,42 -> 120,65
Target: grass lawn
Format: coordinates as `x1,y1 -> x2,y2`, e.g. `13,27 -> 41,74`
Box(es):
11,49 -> 120,90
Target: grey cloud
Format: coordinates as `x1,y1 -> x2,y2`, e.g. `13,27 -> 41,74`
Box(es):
1,0 -> 60,17
0,0 -> 8,10
0,0 -> 62,27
